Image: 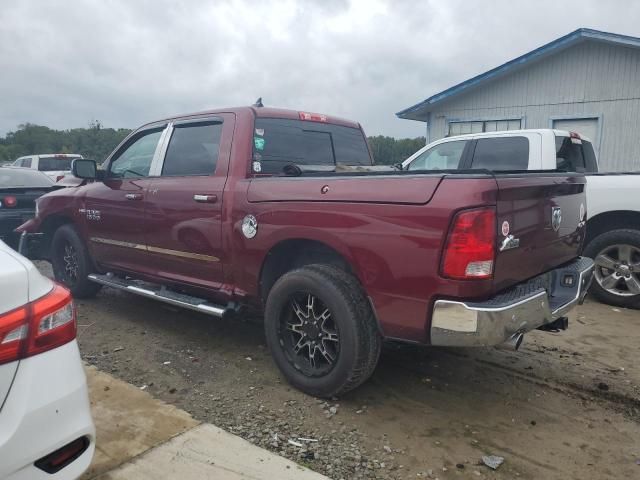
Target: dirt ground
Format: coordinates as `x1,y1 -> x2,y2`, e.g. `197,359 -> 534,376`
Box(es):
39,264 -> 640,479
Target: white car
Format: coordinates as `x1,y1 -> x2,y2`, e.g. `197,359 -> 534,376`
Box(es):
0,241 -> 95,479
403,129 -> 640,308
12,154 -> 83,183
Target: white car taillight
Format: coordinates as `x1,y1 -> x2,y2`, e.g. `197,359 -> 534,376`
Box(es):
38,302 -> 74,334
0,285 -> 76,365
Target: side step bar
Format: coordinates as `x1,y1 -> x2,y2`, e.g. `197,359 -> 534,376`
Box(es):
88,273 -> 232,318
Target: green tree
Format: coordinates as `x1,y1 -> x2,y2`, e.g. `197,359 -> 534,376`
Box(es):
368,135 -> 426,165
0,123 -> 132,163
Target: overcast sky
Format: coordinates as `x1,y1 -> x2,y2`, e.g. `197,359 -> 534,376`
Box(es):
1,0 -> 639,138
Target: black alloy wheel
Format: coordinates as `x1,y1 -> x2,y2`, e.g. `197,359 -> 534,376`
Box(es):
279,292 -> 340,377
51,224 -> 102,298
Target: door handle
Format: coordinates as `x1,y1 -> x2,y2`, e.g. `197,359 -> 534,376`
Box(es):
125,193 -> 143,200
193,194 -> 218,203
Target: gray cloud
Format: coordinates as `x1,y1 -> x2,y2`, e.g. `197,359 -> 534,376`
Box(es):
1,0 -> 639,138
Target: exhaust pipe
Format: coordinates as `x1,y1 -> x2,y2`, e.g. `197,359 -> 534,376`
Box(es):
496,333 -> 524,351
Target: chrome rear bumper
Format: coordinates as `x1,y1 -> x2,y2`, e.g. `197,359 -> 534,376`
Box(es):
430,257 -> 594,347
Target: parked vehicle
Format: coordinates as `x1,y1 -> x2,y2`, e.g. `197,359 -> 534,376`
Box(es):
0,240 -> 95,479
403,129 -> 639,308
12,154 -> 83,182
17,107 -> 593,397
0,167 -> 62,250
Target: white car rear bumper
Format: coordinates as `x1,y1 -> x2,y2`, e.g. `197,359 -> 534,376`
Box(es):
0,340 -> 95,480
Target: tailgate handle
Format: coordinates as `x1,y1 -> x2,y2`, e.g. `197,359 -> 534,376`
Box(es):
194,194 -> 218,203
125,193 -> 143,201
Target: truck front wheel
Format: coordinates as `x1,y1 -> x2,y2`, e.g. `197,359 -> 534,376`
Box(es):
264,264 -> 381,398
51,224 -> 102,299
584,229 -> 640,308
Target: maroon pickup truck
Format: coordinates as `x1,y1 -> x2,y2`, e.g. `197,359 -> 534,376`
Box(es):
17,106 -> 594,397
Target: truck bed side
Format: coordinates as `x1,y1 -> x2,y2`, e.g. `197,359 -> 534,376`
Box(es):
228,171 -> 586,343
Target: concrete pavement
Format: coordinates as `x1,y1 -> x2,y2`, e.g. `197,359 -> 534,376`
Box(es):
82,366 -> 328,480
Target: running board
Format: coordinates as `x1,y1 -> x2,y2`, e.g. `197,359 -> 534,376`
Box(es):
87,273 -> 230,318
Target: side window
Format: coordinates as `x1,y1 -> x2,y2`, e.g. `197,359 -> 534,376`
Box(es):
471,137 -> 529,170
582,141 -> 598,173
408,141 -> 467,171
162,122 -> 222,176
108,129 -> 163,178
555,136 -> 586,172
23,157 -> 33,168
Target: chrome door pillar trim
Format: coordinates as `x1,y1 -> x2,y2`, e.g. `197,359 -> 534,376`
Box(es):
149,122 -> 174,176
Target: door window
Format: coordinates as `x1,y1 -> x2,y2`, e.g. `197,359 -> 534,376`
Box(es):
471,137 -> 529,170
407,141 -> 467,171
162,122 -> 223,176
20,157 -> 33,168
108,129 -> 163,178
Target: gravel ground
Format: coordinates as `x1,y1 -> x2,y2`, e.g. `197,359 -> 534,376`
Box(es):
37,263 -> 640,479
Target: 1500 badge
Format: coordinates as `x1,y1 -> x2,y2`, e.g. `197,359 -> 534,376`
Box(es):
79,208 -> 101,221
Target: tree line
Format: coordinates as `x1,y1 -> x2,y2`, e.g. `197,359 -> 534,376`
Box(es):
0,124 -> 425,166
0,122 -> 131,164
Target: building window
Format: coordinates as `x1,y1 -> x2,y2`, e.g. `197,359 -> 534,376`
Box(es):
448,119 -> 521,136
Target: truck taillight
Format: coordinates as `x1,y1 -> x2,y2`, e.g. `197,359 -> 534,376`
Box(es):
0,285 -> 76,365
442,207 -> 496,280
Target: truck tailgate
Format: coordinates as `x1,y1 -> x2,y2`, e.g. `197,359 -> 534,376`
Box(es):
492,174 -> 586,291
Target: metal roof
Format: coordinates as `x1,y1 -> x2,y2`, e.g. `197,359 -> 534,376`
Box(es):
397,28 -> 640,121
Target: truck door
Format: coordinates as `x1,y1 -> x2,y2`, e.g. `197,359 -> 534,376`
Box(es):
143,114 -> 235,291
84,125 -> 167,273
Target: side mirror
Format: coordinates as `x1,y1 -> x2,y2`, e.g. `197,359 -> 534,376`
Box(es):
72,159 -> 97,179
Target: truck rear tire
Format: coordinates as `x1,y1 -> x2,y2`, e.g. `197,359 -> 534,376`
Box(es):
584,229 -> 640,309
51,224 -> 102,299
264,264 -> 381,398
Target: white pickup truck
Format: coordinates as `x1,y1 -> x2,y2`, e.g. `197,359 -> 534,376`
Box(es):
403,129 -> 640,309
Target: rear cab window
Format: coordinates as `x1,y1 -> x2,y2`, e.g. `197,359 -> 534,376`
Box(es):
0,169 -> 54,187
252,118 -> 372,175
470,136 -> 529,170
555,135 -> 598,173
37,156 -> 75,171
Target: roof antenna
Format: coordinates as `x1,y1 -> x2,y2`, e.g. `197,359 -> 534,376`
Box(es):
253,97 -> 263,108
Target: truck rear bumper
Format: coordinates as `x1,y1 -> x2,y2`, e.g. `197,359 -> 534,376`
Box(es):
430,257 -> 594,347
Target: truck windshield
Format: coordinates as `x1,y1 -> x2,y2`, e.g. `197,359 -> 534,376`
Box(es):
253,118 -> 372,175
